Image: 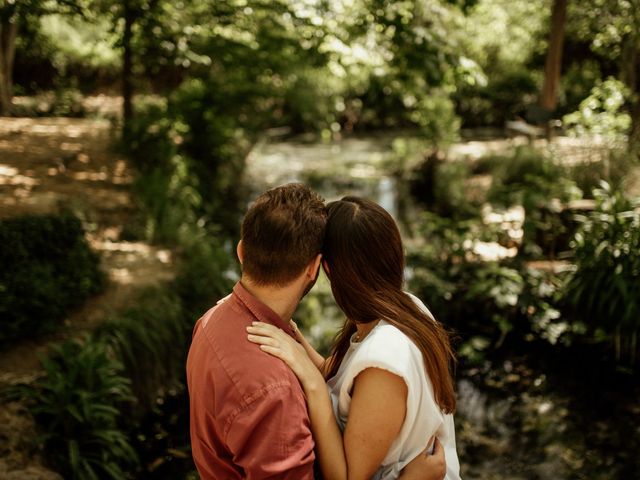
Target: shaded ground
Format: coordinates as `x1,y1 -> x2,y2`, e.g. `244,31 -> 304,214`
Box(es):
0,117 -> 175,478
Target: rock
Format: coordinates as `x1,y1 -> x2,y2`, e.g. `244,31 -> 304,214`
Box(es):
0,402 -> 61,480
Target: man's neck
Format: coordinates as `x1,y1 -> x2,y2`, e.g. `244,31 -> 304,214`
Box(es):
240,277 -> 301,322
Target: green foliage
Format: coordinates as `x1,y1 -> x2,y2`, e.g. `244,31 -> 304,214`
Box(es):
169,78 -> 249,231
407,210 -> 576,360
568,149 -> 638,196
564,182 -> 640,364
0,213 -> 105,344
486,147 -> 582,257
173,236 -> 238,322
125,84 -> 247,242
407,213 -> 514,337
40,14 -> 119,71
9,88 -> 87,117
10,230 -> 236,478
95,288 -> 188,411
417,157 -> 481,218
563,78 -> 632,142
453,0 -> 547,126
124,98 -> 191,243
524,267 -> 570,346
487,147 -> 565,203
18,336 -> 138,480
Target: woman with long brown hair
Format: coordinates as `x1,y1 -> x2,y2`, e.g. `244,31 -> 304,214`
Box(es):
247,196 -> 460,479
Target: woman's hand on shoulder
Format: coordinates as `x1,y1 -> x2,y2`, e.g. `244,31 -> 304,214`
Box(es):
247,321 -> 325,392
400,438 -> 446,480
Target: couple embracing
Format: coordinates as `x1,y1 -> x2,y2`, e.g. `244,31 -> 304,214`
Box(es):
187,183 -> 461,479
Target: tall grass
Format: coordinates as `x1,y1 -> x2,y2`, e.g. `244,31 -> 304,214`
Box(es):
94,288 -> 188,412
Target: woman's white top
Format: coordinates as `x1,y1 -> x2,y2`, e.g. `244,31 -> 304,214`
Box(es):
326,292 -> 461,480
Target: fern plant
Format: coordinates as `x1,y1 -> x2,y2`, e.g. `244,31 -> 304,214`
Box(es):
20,336 -> 138,480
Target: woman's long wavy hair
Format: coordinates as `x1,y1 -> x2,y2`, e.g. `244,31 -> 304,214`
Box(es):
322,196 -> 456,413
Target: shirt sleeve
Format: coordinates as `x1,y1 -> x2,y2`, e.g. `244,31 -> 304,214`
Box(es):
225,382 -> 315,480
348,325 -> 417,388
340,325 -> 439,416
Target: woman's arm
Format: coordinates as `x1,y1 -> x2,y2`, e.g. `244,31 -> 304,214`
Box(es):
342,367 -> 408,478
247,322 -> 410,480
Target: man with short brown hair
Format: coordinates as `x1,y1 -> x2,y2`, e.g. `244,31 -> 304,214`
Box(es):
187,183 -> 326,479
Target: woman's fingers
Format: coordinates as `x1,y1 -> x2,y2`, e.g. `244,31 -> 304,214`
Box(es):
259,344 -> 286,359
246,323 -> 295,358
246,321 -> 308,370
432,437 -> 442,454
247,321 -> 280,333
402,436 -> 446,480
247,334 -> 279,347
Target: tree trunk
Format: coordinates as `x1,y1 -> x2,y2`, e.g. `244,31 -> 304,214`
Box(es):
630,99 -> 640,158
540,0 -> 568,113
122,1 -> 134,132
0,19 -> 18,116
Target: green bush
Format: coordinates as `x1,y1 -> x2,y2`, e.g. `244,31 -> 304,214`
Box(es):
10,88 -> 86,118
455,69 -> 539,128
486,147 -> 583,257
411,156 -> 481,218
487,147 -> 569,205
407,212 -> 572,360
564,182 -> 640,365
123,98 -> 194,244
407,213 -> 514,335
18,336 -> 137,480
0,213 -> 105,344
569,149 -> 637,197
13,234 -> 236,478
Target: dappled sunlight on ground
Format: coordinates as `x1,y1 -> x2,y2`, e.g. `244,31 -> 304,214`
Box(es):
0,118 -> 134,219
0,116 -> 175,383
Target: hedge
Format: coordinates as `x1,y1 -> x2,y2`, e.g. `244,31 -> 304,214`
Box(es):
0,213 -> 105,344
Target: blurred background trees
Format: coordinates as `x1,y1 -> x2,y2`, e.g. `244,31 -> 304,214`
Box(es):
1,0 -> 639,479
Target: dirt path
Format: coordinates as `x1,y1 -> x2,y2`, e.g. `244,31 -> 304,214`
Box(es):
0,117 -> 176,381
0,117 -> 176,478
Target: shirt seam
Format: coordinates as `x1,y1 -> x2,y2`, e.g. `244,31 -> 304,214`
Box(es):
222,381 -> 294,441
200,314 -> 246,402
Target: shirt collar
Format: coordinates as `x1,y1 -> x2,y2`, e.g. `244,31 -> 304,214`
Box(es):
232,281 -> 297,337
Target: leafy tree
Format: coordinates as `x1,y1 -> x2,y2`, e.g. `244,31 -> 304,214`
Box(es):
0,0 -> 82,115
568,0 -> 640,154
453,0 -> 548,127
86,0 -> 170,130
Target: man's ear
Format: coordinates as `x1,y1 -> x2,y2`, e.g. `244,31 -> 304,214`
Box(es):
306,253 -> 322,279
236,240 -> 244,264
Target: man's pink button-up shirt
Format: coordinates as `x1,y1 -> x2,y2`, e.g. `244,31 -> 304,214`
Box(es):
187,281 -> 315,479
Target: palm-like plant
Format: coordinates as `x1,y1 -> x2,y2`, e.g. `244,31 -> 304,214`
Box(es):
21,336 -> 138,480
565,182 -> 640,365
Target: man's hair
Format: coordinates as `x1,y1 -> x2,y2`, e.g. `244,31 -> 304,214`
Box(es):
240,183 -> 326,285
